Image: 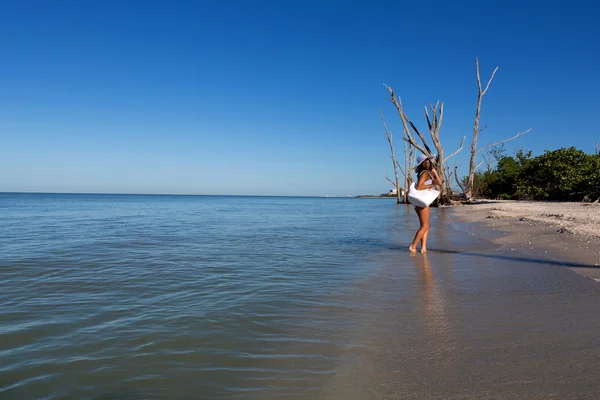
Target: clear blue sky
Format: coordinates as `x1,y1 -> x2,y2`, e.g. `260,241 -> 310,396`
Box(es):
1,0 -> 599,196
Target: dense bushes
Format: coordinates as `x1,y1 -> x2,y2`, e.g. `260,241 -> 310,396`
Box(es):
467,147 -> 600,201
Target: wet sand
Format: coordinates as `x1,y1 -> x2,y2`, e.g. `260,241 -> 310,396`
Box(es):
312,206 -> 600,400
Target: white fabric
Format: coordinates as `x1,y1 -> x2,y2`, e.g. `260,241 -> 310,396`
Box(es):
420,170 -> 433,185
407,171 -> 439,207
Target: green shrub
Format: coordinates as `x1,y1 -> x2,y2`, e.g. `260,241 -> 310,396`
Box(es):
465,147 -> 599,201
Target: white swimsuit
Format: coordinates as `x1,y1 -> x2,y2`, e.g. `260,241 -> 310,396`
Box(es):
419,170 -> 433,187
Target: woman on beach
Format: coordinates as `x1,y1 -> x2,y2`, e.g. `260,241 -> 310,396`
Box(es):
408,155 -> 443,253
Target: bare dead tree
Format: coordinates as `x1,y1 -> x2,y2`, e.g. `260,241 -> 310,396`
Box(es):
465,58 -> 532,201
384,85 -> 465,205
454,165 -> 466,194
596,141 -> 598,155
481,153 -> 493,173
395,103 -> 416,203
381,109 -> 403,204
475,144 -> 506,177
404,137 -> 414,203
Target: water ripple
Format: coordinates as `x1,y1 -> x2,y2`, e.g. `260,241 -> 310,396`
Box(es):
0,194 -> 404,399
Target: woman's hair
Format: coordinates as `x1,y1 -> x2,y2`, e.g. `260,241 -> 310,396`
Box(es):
415,160 -> 430,175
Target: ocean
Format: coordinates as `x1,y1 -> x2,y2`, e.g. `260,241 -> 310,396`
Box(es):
0,193 -> 418,399
2,193 -> 599,399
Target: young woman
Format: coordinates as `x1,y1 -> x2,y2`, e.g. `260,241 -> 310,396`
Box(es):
408,155 -> 443,253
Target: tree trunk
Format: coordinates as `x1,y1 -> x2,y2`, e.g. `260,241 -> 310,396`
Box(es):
466,59 -> 496,202
404,142 -> 413,204
466,58 -> 531,201
381,109 -> 403,204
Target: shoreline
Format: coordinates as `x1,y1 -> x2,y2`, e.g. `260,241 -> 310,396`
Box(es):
450,200 -> 600,282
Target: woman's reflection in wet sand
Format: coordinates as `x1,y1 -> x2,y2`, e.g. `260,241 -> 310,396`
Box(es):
411,253 -> 453,346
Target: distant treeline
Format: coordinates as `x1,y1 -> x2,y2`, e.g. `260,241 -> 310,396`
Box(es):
467,146 -> 600,201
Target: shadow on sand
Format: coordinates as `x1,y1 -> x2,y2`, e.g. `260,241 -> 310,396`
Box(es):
389,245 -> 599,270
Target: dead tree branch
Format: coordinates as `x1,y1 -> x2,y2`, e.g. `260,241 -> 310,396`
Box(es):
395,160 -> 406,179
476,129 -> 532,155
380,109 -> 402,204
404,138 -> 414,203
478,64 -> 498,96
386,86 -> 416,203
444,136 -> 466,163
481,153 -> 493,173
384,84 -> 432,157
454,166 -> 466,193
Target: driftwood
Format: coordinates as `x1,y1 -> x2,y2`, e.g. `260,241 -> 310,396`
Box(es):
384,85 -> 465,205
465,58 -> 532,201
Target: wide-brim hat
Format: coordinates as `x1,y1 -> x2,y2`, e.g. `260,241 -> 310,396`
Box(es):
414,154 -> 436,172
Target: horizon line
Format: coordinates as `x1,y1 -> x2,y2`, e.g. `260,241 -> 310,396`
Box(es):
0,191 -> 368,198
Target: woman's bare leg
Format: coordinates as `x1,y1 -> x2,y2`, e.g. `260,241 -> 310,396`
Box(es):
419,207 -> 431,252
409,206 -> 430,252
421,227 -> 430,253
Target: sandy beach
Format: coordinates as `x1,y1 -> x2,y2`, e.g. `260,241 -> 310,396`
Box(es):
451,200 -> 600,281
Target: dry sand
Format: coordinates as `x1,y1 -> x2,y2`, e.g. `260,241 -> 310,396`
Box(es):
451,200 -> 600,281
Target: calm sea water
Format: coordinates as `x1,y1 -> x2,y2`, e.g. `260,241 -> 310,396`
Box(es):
3,194 -> 600,399
0,193 -> 421,399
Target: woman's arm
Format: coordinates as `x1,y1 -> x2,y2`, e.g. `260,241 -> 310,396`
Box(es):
430,169 -> 443,186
